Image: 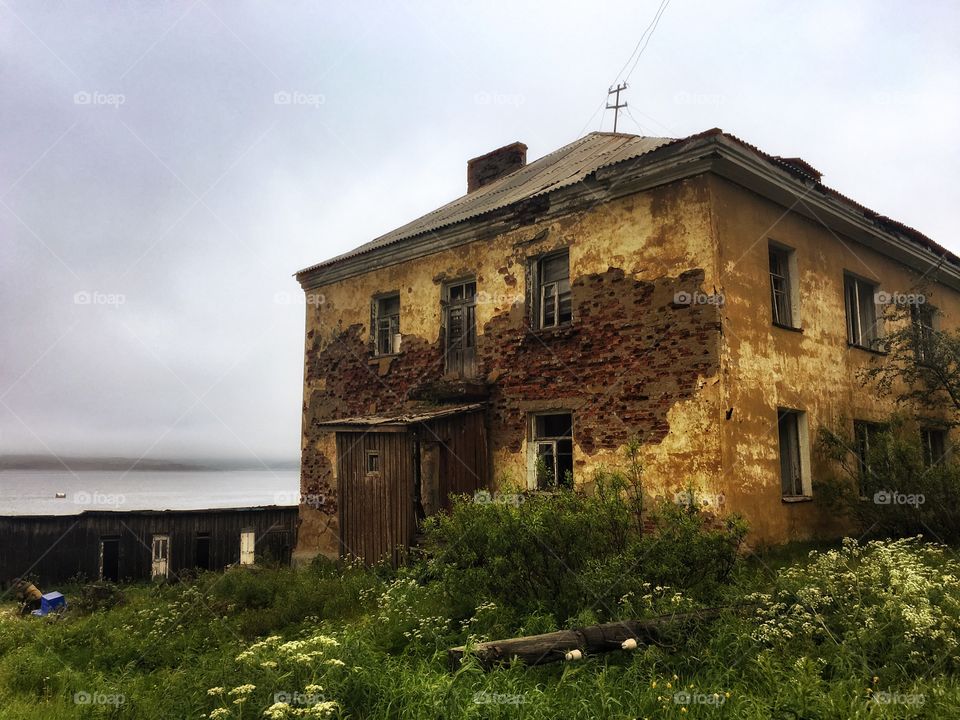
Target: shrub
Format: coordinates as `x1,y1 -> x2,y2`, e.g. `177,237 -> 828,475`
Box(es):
751,537 -> 960,678
817,415 -> 960,541
420,470 -> 746,621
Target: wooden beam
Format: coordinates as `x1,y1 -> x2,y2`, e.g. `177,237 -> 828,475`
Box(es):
448,608 -> 726,670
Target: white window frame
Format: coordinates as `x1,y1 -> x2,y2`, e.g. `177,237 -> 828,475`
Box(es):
769,242 -> 800,329
527,411 -> 574,489
844,274 -> 881,349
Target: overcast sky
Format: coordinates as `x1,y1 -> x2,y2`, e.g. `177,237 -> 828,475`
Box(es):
2,0 -> 958,463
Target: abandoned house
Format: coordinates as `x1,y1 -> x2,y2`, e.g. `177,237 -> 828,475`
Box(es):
293,128 -> 959,564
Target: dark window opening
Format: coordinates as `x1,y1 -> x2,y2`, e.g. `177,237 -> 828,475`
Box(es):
195,533 -> 211,570
374,294 -> 400,356
844,275 -> 880,349
911,304 -> 937,364
366,451 -> 380,475
535,251 -> 572,329
854,420 -> 885,494
921,427 -> 948,467
777,409 -> 806,497
100,537 -> 120,582
533,412 -> 573,488
769,246 -> 795,327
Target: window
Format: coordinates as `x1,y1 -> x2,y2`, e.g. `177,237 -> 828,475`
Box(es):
373,294 -> 400,356
911,303 -> 937,364
239,530 -> 256,566
777,409 -> 810,498
534,250 -> 572,329
531,412 -> 573,489
853,420 -> 885,493
769,244 -> 797,328
844,275 -> 881,349
366,451 -> 380,475
444,279 -> 477,377
921,427 -> 948,467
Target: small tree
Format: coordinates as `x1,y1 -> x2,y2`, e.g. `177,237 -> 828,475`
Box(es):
860,284 -> 960,423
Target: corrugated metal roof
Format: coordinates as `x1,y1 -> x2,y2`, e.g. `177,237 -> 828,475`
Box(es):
296,128 -> 958,278
297,133 -> 676,275
316,402 -> 486,428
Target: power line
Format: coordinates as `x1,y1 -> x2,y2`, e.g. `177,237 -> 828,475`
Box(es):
611,0 -> 671,87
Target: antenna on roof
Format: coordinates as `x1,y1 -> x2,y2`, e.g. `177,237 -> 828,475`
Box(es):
606,83 -> 628,133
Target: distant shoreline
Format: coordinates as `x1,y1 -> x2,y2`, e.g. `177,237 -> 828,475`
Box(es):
0,455 -> 300,473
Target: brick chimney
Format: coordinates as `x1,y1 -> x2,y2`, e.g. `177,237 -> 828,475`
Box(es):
467,141 -> 527,193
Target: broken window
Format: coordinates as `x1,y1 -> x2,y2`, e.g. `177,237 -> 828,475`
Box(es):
853,420 -> 885,494
532,412 -> 573,489
777,409 -> 809,498
769,244 -> 797,328
844,275 -> 881,349
911,303 -> 937,365
373,293 -> 401,356
444,279 -> 477,377
920,427 -> 948,467
535,250 -> 572,329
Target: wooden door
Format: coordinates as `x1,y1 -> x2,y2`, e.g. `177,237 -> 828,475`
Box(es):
444,280 -> 477,377
337,431 -> 416,566
151,535 -> 169,579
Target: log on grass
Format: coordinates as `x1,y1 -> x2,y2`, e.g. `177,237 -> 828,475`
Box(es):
448,607 -> 726,670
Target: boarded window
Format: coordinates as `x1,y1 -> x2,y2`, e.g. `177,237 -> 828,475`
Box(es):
778,409 -> 809,498
535,251 -> 572,329
374,294 -> 401,356
239,530 -> 256,566
444,279 -> 477,377
844,275 -> 880,349
532,412 -> 573,488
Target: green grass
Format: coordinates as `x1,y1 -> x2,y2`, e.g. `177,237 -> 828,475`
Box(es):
1,540 -> 957,719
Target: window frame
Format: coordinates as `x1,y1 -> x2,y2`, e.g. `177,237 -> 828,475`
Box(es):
920,427 -> 948,467
528,411 -> 574,490
843,274 -> 882,350
911,303 -> 938,365
531,249 -> 572,330
777,407 -> 812,500
853,419 -> 886,496
372,292 -> 401,357
768,242 -> 799,330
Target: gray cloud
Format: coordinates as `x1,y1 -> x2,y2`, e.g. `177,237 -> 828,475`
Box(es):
2,0 -> 958,461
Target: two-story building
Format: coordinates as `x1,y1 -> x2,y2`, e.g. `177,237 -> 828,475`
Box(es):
294,129 -> 959,564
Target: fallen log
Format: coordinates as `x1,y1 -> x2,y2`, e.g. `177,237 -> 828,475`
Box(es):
448,607 -> 727,670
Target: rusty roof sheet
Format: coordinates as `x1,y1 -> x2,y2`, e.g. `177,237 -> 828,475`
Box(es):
297,133 -> 676,275
316,402 -> 486,428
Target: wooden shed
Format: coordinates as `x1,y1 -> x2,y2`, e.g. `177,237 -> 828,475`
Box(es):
318,403 -> 490,565
0,506 -> 298,587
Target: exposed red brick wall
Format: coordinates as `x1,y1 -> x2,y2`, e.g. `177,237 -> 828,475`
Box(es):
301,266 -> 721,515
